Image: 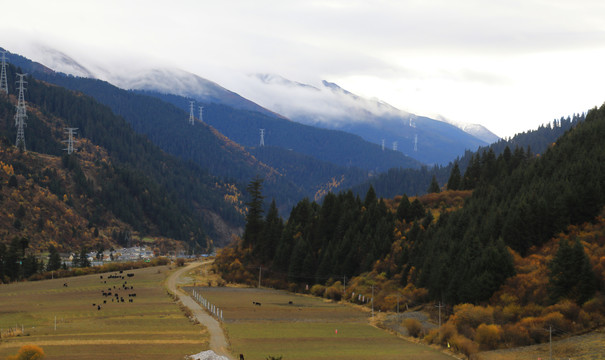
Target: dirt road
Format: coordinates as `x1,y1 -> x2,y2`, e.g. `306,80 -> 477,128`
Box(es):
166,261 -> 233,360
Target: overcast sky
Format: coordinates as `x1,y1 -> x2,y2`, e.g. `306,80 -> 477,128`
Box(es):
2,0 -> 605,138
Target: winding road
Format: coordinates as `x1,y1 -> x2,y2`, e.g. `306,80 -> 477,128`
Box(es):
166,261 -> 233,360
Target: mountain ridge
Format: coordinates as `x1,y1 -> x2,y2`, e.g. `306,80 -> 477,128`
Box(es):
11,44 -> 493,165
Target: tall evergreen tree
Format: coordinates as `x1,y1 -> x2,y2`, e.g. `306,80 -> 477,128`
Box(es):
396,194 -> 411,221
548,238 -> 596,304
47,245 -> 62,271
243,176 -> 265,249
260,199 -> 283,262
447,162 -> 461,190
408,199 -> 425,222
427,175 -> 440,193
78,247 -> 91,268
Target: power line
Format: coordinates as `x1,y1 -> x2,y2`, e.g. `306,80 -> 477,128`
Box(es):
62,127 -> 79,154
189,100 -> 195,125
14,73 -> 28,151
0,51 -> 8,94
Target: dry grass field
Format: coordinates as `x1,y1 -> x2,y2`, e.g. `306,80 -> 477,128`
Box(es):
187,286 -> 455,360
477,328 -> 605,360
0,265 -> 207,359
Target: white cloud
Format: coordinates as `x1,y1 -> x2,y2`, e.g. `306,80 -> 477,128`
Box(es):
1,0 -> 605,137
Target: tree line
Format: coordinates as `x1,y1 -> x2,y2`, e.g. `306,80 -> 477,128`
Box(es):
221,103 -> 603,307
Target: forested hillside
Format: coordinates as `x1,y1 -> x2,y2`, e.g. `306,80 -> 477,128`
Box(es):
0,65 -> 243,248
218,101 -> 605,304
224,103 -> 602,301
216,102 -> 605,354
352,114 -> 584,199
137,91 -> 422,172
28,73 -> 376,214
248,146 -> 368,201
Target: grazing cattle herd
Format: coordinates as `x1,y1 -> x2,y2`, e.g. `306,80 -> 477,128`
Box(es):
83,270 -> 139,311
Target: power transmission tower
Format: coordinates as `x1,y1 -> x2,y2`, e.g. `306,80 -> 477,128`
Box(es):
198,106 -> 203,123
381,139 -> 385,151
392,141 -> 398,151
189,101 -> 195,125
414,134 -> 418,152
259,129 -> 265,147
0,51 -> 8,94
14,73 -> 28,151
62,127 -> 79,154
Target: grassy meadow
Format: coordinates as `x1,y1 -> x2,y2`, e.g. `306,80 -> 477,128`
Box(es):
476,329 -> 605,360
0,265 -> 207,360
187,286 -> 454,360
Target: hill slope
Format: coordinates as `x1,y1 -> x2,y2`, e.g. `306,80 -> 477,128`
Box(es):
222,100 -> 605,306
0,64 -> 243,248
351,113 -> 584,199
243,74 -> 489,164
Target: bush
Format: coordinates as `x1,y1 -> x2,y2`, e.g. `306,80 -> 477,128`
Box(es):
543,300 -> 580,322
6,344 -> 45,360
542,311 -> 573,333
500,303 -> 522,323
502,323 -> 531,347
439,323 -> 458,346
583,293 -> 605,315
325,285 -> 342,301
423,328 -> 439,344
310,284 -> 326,297
403,318 -> 424,337
450,334 -> 478,358
518,317 -> 547,343
474,324 -> 502,350
452,304 -> 494,327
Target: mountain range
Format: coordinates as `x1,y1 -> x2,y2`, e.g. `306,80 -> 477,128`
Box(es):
132,70 -> 495,165
13,45 -> 495,165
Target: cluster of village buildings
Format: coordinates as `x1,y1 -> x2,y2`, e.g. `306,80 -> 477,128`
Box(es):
62,246 -> 156,267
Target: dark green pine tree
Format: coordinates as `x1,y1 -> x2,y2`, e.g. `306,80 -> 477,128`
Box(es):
408,199 -> 425,222
22,254 -> 40,278
548,238 -> 596,304
396,194 -> 411,221
364,185 -> 377,208
243,176 -> 265,249
288,237 -> 308,282
260,199 -> 283,263
78,247 -> 91,268
427,175 -> 440,193
461,154 -> 481,189
447,162 -> 461,190
571,239 -> 597,304
47,245 -> 62,271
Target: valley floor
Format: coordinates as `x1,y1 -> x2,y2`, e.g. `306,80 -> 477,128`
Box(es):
476,328 -> 605,360
0,265 -> 207,360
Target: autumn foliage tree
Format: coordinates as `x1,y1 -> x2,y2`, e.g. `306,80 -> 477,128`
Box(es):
6,344 -> 45,360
